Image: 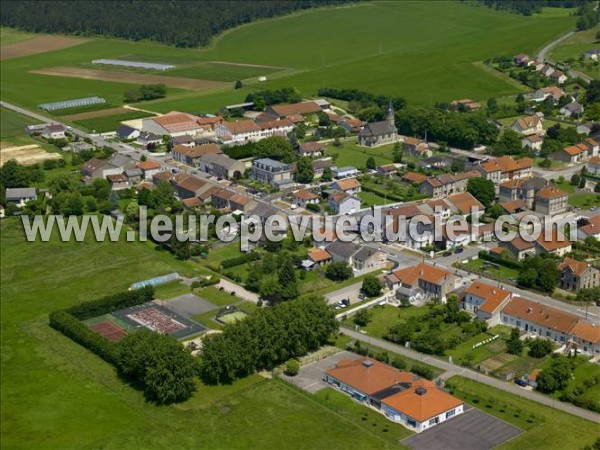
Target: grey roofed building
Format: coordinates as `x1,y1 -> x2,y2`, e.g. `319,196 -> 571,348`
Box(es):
116,125 -> 139,140
124,168 -> 143,178
107,153 -> 135,170
560,102 -> 584,117
5,187 -> 37,204
325,240 -> 361,263
358,102 -> 398,147
170,135 -> 195,146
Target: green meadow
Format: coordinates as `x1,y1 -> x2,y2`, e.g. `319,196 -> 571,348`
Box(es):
550,25 -> 600,80
0,218 -> 408,449
1,2 -> 575,119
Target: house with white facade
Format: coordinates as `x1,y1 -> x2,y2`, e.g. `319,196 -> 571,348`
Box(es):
463,281 -> 512,326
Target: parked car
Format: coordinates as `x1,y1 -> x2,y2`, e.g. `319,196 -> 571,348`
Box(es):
454,247 -> 464,254
514,379 -> 527,387
443,251 -> 452,257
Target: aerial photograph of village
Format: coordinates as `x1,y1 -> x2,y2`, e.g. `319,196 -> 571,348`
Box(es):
0,0 -> 599,449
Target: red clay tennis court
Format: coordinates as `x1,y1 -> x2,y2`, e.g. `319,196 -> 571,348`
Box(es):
89,321 -> 127,342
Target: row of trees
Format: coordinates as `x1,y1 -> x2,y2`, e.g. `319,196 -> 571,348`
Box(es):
124,84 -> 167,103
1,1 -> 355,48
50,288 -> 198,404
198,296 -> 338,384
245,87 -> 302,110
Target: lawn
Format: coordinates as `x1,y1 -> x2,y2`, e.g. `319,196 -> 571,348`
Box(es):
1,106 -> 40,139
445,376 -> 600,450
1,2 -> 575,115
326,139 -> 395,169
550,25 -> 600,80
1,217 -> 406,449
357,190 -> 389,207
153,280 -> 191,299
345,304 -> 428,338
196,285 -> 240,306
568,193 -> 600,209
73,110 -> 154,132
312,387 -> 414,445
464,258 -> 520,281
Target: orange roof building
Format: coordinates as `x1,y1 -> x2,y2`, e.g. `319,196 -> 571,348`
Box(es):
307,248 -> 332,264
381,380 -> 464,431
332,177 -> 361,192
384,263 -> 455,302
501,297 -> 579,338
463,280 -> 512,323
324,357 -> 465,432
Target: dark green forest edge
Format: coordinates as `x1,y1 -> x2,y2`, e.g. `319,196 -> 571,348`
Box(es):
0,0 -> 357,48
475,0 -> 599,29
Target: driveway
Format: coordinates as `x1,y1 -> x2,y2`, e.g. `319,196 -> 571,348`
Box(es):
279,350 -> 352,393
217,279 -> 259,303
403,408 -> 522,450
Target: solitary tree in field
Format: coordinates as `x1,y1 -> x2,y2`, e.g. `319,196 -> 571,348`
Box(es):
234,80 -> 243,89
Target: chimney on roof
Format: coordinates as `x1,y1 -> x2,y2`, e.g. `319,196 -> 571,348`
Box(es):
362,360 -> 374,369
415,387 -> 427,396
527,307 -> 532,313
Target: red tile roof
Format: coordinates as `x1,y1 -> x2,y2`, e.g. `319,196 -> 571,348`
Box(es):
465,281 -> 511,314
391,263 -> 452,287
382,379 -> 463,422
501,297 -> 579,335
326,357 -> 414,396
557,257 -> 591,277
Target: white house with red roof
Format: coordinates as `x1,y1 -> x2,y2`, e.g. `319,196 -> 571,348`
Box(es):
463,281 -> 513,325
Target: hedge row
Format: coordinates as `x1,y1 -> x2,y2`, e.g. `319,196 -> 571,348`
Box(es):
221,251 -> 261,269
66,286 -> 154,320
49,287 -> 154,363
49,310 -> 120,364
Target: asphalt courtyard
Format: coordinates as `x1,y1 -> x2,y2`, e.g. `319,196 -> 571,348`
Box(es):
279,350 -> 353,393
403,408 -> 522,450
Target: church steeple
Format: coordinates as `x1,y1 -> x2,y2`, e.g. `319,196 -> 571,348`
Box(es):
387,100 -> 395,127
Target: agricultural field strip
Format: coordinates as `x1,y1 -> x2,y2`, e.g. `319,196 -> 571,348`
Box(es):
30,67 -> 229,91
0,35 -> 90,61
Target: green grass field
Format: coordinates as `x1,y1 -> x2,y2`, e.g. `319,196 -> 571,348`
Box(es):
568,193 -> 600,209
0,217 -> 406,449
0,27 -> 37,46
1,106 -> 40,140
1,2 -> 575,116
550,26 -> 600,80
73,110 -> 154,132
446,376 -> 599,450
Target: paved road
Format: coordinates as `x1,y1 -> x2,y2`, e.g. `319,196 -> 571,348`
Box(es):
342,328 -> 600,424
1,100 -> 289,215
537,31 -> 574,62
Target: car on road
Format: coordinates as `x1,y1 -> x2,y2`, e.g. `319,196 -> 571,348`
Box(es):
454,247 -> 464,254
443,251 -> 452,257
514,379 -> 527,387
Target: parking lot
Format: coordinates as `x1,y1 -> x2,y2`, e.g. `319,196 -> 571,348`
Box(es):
402,408 -> 522,450
279,350 -> 354,394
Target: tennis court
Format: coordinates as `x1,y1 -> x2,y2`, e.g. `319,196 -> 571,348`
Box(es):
89,320 -> 127,342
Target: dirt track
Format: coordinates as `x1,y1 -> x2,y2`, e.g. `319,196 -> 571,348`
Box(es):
1,36 -> 89,60
30,66 -> 228,91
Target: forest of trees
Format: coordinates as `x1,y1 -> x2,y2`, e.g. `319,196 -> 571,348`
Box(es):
1,1 -> 356,48
475,0 -> 587,16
